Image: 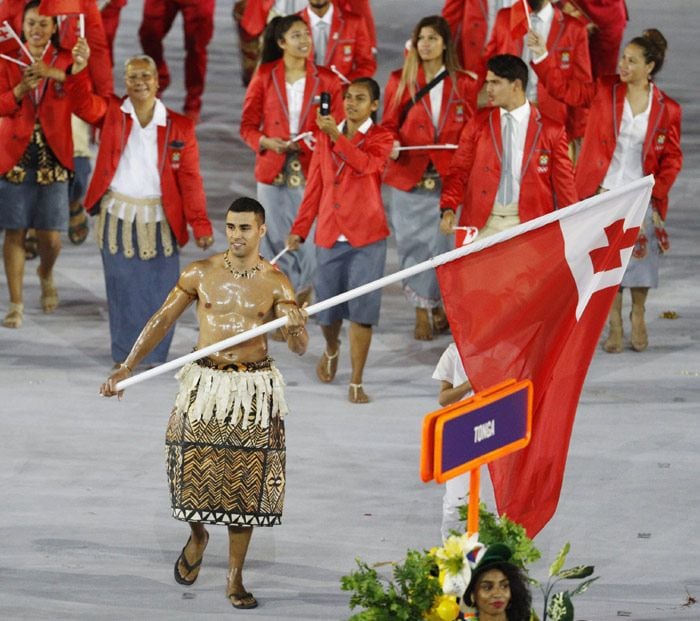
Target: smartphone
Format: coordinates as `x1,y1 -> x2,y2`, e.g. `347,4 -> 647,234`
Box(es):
319,92 -> 331,116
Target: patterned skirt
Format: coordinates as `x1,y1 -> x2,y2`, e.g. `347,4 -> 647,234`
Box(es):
165,361 -> 288,527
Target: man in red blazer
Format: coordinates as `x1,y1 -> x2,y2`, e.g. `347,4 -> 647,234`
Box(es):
482,0 -> 591,139
298,0 -> 376,83
442,0 -> 513,74
287,78 -> 393,404
440,54 -> 577,237
138,0 -> 215,122
66,39 -> 213,366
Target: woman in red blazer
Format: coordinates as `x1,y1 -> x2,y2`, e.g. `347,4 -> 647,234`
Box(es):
382,15 -> 477,341
530,28 -> 683,353
0,2 -> 82,328
240,15 -> 342,303
287,77 -> 393,404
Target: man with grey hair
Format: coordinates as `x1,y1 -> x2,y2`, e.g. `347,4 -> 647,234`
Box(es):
66,40 -> 214,368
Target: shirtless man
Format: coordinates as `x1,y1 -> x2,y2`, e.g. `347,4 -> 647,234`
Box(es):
100,197 -> 308,610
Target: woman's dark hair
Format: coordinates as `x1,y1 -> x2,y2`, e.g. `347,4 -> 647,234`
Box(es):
348,77 -> 381,122
350,77 -> 380,102
21,0 -> 60,50
260,15 -> 307,64
464,561 -> 532,621
628,28 -> 667,76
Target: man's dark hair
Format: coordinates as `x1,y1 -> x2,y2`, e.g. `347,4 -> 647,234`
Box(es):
227,197 -> 266,224
486,54 -> 529,92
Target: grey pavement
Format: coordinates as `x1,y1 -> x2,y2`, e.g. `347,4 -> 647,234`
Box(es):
1,1 -> 698,619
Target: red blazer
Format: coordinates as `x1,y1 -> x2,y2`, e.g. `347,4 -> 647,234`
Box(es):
483,5 -> 591,135
241,0 -> 375,45
0,47 -> 82,173
291,123 -> 393,248
533,59 -> 683,219
382,67 -> 477,191
240,59 -> 343,184
442,0 -> 489,74
440,105 -> 578,229
64,70 -> 212,246
299,6 -> 376,81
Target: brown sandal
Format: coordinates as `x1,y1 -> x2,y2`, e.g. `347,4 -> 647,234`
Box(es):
2,303 -> 24,329
348,383 -> 370,404
316,345 -> 339,383
37,268 -> 59,314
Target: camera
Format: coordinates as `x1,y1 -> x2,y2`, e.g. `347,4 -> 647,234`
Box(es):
319,92 -> 331,116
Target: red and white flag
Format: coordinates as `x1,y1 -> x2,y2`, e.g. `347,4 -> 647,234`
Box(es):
435,176 -> 653,537
510,0 -> 531,39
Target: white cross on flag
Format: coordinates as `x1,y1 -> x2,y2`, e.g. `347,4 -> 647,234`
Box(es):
436,176 -> 653,537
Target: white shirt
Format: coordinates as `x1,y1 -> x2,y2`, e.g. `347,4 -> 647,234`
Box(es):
271,0 -> 306,16
523,1 -> 553,101
109,98 -> 167,220
307,4 -> 333,31
500,100 -> 530,203
428,66 -> 446,129
308,5 -> 333,64
286,77 -> 306,135
432,343 -> 472,393
602,86 -> 653,190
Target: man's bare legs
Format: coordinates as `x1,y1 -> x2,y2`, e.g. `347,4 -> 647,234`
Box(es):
175,522 -> 209,584
227,525 -> 257,608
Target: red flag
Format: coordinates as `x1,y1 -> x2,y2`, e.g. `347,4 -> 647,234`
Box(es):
436,177 -> 653,537
39,0 -> 82,16
0,17 -> 19,56
510,0 -> 531,39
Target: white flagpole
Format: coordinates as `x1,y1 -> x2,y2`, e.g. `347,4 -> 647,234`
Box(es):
397,144 -> 457,151
329,64 -> 351,85
79,14 -> 85,38
115,176 -> 655,391
523,0 -> 532,29
269,246 -> 289,265
0,53 -> 28,67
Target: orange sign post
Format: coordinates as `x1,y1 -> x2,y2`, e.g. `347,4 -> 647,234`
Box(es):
421,379 -> 533,534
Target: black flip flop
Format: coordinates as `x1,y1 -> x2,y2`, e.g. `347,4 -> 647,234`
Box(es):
228,591 -> 258,609
173,532 -> 208,586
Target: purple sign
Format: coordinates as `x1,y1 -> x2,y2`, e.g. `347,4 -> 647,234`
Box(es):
439,387 -> 529,474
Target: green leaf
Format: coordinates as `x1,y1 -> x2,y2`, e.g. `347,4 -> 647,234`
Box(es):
549,542 -> 571,577
476,504 -> 541,570
570,576 -> 599,597
546,591 -> 574,621
558,565 -> 594,580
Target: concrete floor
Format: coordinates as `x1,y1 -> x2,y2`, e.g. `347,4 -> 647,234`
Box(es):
1,1 -> 698,619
